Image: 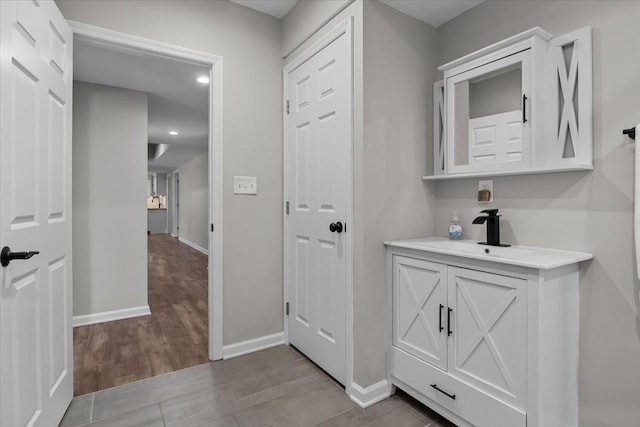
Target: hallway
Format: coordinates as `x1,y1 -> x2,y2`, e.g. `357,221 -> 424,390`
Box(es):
73,234 -> 209,396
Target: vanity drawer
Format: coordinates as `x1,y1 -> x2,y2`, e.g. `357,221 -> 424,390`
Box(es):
390,346 -> 526,427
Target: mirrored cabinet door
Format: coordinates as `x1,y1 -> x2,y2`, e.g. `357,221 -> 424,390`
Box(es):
446,50 -> 532,175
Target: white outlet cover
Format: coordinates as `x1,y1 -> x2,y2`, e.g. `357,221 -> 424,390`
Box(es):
478,179 -> 493,203
234,176 -> 257,195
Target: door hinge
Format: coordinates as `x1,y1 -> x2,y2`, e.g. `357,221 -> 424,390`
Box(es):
286,302 -> 290,315
211,224 -> 214,232
286,100 -> 290,114
286,201 -> 290,215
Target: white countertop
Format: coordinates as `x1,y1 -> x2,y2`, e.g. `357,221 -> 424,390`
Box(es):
384,237 -> 593,270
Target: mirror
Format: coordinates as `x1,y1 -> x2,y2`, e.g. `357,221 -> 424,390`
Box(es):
446,50 -> 530,174
454,65 -> 522,167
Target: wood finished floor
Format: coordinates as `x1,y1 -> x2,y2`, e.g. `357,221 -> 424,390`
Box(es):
61,345 -> 457,427
73,234 -> 209,396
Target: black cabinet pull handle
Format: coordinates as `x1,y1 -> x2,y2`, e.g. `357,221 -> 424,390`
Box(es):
439,304 -> 444,332
329,222 -> 343,233
447,307 -> 453,336
522,94 -> 528,123
431,384 -> 456,400
1,246 -> 40,267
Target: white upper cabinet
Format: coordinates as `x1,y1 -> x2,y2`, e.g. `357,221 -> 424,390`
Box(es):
428,27 -> 592,179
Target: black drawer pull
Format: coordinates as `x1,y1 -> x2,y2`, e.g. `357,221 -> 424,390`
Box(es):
431,384 -> 456,400
439,304 -> 444,332
447,307 -> 453,336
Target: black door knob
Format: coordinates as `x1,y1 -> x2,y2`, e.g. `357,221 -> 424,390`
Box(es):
329,222 -> 343,233
1,246 -> 40,267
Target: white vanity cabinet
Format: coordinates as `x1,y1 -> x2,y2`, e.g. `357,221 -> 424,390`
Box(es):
385,238 -> 593,427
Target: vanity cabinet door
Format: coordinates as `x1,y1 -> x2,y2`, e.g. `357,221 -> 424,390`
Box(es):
447,267 -> 527,410
392,256 -> 448,371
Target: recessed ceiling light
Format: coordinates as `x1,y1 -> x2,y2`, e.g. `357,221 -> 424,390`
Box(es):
197,76 -> 210,84
169,131 -> 179,135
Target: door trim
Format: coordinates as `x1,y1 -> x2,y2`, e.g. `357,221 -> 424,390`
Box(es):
283,16 -> 354,393
68,21 -> 224,360
171,170 -> 180,237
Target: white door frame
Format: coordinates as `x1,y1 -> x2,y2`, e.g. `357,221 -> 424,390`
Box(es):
171,170 -> 180,237
68,22 -> 224,360
283,17 -> 354,394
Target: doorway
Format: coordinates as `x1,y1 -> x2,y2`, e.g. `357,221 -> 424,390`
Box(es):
70,23 -> 223,394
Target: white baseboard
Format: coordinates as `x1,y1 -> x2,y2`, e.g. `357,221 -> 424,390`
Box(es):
349,379 -> 391,408
223,332 -> 285,359
73,305 -> 151,327
178,237 -> 209,255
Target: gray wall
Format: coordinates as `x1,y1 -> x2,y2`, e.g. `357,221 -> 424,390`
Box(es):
178,153 -> 208,251
435,2 -> 640,425
73,81 -> 148,316
360,0 -> 437,387
57,0 -> 283,345
281,0 -> 352,57
283,0 -> 437,387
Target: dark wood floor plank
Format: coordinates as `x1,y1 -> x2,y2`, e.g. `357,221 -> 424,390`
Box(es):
73,234 -> 209,396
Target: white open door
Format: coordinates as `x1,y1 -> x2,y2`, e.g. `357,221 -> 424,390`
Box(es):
284,19 -> 352,385
1,1 -> 74,425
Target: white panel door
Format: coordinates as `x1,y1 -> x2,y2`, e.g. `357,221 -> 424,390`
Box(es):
285,29 -> 350,384
447,267 -> 527,410
0,1 -> 73,426
392,256 -> 447,371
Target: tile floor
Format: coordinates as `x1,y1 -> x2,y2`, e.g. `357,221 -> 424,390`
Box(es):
60,345 -> 456,427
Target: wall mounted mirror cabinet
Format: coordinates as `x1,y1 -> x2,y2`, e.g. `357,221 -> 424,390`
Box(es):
428,27 -> 592,180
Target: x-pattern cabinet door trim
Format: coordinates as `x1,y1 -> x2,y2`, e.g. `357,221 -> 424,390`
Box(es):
447,266 -> 527,410
392,256 -> 448,371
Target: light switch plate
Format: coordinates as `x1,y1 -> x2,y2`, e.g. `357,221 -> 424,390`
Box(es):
478,180 -> 493,203
234,176 -> 257,195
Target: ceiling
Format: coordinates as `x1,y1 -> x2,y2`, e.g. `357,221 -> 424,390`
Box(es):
379,0 -> 485,28
230,0 -> 297,19
231,0 -> 484,27
74,38 -> 210,173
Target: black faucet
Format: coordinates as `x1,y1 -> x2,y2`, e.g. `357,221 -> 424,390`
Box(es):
472,209 -> 510,247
